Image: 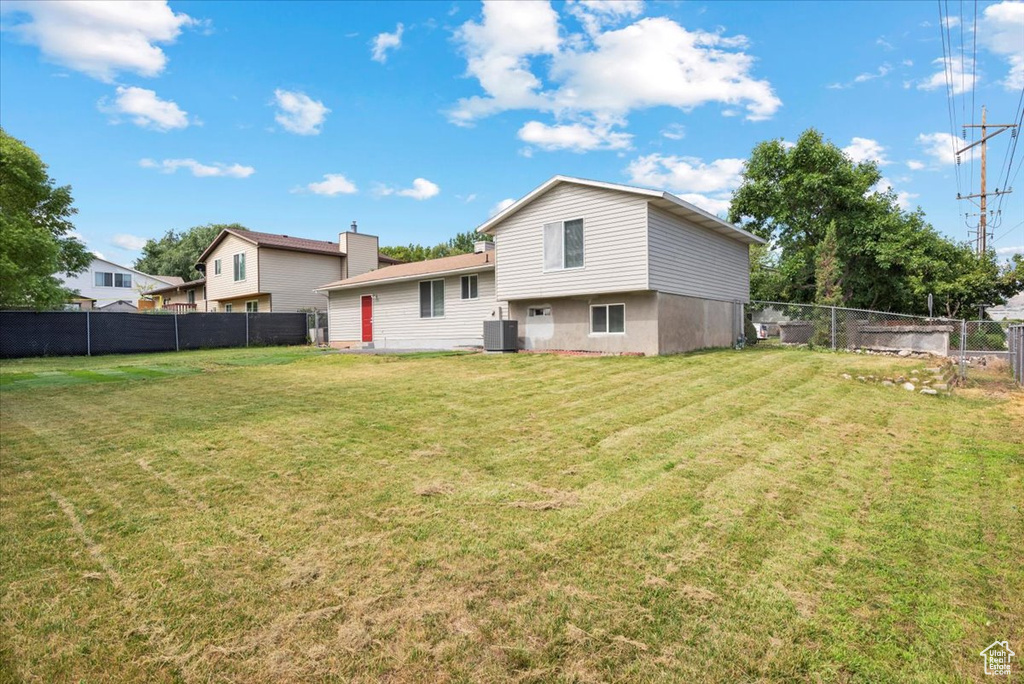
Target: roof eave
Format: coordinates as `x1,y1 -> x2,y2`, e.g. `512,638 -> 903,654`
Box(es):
317,263 -> 494,293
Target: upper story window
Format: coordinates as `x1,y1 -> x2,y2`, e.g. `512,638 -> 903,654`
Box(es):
94,272 -> 132,288
460,274 -> 478,300
419,279 -> 444,318
214,259 -> 222,275
543,218 -> 584,271
233,253 -> 246,281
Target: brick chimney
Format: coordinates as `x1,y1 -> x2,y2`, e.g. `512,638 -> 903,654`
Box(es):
339,220 -> 380,279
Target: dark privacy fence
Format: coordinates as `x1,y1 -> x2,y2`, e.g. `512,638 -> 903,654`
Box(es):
0,311 -> 308,359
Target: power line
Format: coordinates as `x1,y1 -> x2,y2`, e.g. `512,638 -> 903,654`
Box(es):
938,0 -> 964,201
993,86 -> 1024,218
968,0 -> 978,199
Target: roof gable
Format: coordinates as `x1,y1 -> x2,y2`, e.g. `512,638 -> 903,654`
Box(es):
197,228 -> 401,265
475,175 -> 765,246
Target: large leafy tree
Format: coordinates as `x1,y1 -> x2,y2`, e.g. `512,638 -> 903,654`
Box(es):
135,224 -> 247,281
0,128 -> 91,309
729,128 -> 1017,315
379,230 -> 491,263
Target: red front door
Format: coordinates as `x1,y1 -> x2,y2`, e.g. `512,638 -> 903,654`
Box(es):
360,295 -> 373,342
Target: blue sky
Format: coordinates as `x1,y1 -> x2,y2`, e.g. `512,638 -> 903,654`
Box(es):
1,0 -> 1022,268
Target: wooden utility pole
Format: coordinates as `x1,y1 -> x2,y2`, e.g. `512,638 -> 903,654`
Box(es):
957,105 -> 1018,255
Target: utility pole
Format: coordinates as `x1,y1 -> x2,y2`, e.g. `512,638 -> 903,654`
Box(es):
956,105 -> 1018,255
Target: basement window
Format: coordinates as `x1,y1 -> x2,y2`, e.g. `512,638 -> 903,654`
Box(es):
419,279 -> 445,318
527,306 -> 551,317
591,304 -> 625,334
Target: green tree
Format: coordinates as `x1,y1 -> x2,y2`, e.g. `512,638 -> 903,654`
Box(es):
379,230 -> 491,263
729,128 -> 1017,315
0,128 -> 91,310
135,224 -> 247,281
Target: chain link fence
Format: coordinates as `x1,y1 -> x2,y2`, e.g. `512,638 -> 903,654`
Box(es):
306,310 -> 330,347
747,301 -> 1020,382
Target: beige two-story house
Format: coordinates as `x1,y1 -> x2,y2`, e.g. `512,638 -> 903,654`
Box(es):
319,176 -> 765,355
196,227 -> 399,313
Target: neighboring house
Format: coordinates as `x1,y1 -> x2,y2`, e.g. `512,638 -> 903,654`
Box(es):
196,226 -> 399,313
986,291 -> 1024,321
147,278 -> 208,312
320,176 -> 764,355
60,257 -> 181,310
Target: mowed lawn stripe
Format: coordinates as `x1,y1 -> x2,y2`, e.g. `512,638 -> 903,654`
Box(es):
1,347 -> 1020,683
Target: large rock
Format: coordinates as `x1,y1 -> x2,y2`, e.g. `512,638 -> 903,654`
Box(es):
902,382 -> 916,391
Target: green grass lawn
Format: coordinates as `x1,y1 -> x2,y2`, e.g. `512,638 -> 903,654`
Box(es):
1,346 -> 1021,683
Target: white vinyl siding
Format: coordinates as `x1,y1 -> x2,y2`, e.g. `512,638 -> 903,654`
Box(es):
647,205 -> 751,302
257,248 -> 343,312
490,183 -> 649,301
328,269 -> 497,347
204,233 -> 259,302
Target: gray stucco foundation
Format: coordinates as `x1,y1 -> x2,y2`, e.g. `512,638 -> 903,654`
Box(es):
509,291 -> 738,356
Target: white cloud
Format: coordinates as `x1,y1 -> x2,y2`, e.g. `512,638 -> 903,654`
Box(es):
112,233 -> 148,250
490,198 -> 515,216
377,178 -> 440,200
272,89 -> 329,135
906,159 -> 926,170
300,174 -> 358,196
449,2 -> 780,147
371,23 -> 404,63
916,132 -> 967,166
842,137 -> 890,166
566,0 -> 644,36
978,1 -> 1024,90
517,119 -> 632,151
139,158 -> 255,178
871,177 -> 918,210
661,123 -> 686,140
625,153 -> 745,215
97,86 -> 188,131
918,56 -> 976,95
853,63 -> 892,83
1,0 -> 197,81
996,245 -> 1023,255
92,250 -> 105,260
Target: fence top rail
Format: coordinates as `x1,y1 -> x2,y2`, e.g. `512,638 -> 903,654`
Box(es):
749,300 -> 961,322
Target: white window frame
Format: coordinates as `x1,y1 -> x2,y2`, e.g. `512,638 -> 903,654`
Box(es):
542,218 -> 585,272
419,278 -> 445,318
527,306 -> 552,318
114,273 -> 132,288
224,303 -> 233,313
246,300 -> 258,313
94,271 -> 113,287
214,259 -> 222,276
460,274 -> 479,300
233,252 -> 246,282
590,303 -> 626,335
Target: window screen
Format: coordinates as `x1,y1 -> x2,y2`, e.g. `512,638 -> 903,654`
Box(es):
564,219 -> 584,268
608,304 -> 625,333
420,280 -> 445,318
461,274 -> 478,299
543,222 -> 562,271
214,259 -> 221,275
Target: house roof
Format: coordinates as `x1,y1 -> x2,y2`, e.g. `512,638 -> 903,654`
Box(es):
148,278 -> 206,295
88,256 -> 179,285
196,228 -> 402,264
317,251 -> 494,292
475,175 -> 766,246
158,276 -> 186,286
